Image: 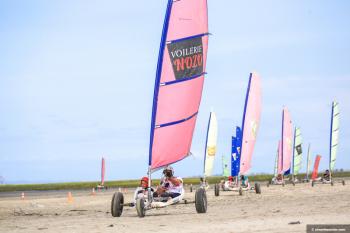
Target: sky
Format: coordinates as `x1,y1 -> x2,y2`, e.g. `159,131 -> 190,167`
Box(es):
0,0 -> 349,184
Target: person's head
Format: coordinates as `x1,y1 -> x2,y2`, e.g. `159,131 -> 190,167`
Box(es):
325,169 -> 329,173
228,176 -> 233,181
140,176 -> 149,188
163,166 -> 174,178
240,175 -> 244,180
200,177 -> 204,182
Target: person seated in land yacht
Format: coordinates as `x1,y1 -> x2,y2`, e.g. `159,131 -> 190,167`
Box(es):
153,166 -> 183,200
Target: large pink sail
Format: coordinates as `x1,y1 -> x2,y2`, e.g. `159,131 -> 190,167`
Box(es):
282,107 -> 293,174
277,140 -> 283,174
101,157 -> 105,185
239,73 -> 262,175
149,0 -> 209,170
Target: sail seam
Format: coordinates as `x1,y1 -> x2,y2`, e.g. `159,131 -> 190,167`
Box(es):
160,72 -> 206,86
167,33 -> 209,44
155,112 -> 198,128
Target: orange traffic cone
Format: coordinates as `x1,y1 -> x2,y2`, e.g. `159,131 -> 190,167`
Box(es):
67,192 -> 73,203
21,192 -> 25,200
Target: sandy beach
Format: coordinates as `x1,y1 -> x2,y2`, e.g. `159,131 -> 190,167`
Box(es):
0,180 -> 349,233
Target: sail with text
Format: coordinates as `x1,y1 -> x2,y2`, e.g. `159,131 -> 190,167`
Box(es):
148,0 -> 209,171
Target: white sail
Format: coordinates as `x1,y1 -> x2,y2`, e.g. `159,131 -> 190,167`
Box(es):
306,143 -> 311,179
330,101 -> 339,172
204,111 -> 218,177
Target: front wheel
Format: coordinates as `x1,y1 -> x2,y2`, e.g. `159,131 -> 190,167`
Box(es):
195,188 -> 207,213
311,181 -> 315,187
255,183 -> 261,194
214,183 -> 220,196
342,180 -> 346,186
136,198 -> 146,218
111,192 -> 124,217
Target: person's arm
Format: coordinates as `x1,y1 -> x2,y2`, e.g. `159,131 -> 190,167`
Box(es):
168,177 -> 182,186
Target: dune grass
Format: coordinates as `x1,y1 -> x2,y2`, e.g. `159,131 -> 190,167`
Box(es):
1,171 -> 349,192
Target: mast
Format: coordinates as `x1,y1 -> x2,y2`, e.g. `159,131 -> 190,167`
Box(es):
147,0 -> 173,200
203,111 -> 212,180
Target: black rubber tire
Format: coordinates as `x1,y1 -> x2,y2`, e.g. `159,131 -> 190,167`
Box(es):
331,181 -> 334,186
111,192 -> 124,217
214,183 -> 220,196
342,180 -> 345,185
292,181 -> 295,186
239,187 -> 243,196
267,182 -> 270,187
255,183 -> 261,194
311,181 -> 315,187
195,188 -> 207,213
190,185 -> 193,193
136,198 -> 146,218
282,183 -> 285,187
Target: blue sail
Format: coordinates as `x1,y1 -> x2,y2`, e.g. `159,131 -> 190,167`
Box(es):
231,126 -> 242,176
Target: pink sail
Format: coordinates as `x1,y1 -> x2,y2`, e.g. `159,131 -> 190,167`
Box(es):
282,107 -> 293,174
149,0 -> 209,170
277,140 -> 283,174
239,73 -> 262,175
101,157 -> 105,185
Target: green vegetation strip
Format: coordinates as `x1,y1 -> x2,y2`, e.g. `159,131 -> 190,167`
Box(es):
1,172 -> 349,192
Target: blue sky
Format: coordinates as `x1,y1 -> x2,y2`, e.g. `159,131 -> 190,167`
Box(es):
0,0 -> 349,184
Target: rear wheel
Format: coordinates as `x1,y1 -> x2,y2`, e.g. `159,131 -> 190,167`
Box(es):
255,183 -> 261,194
331,181 -> 334,186
195,188 -> 207,213
111,192 -> 124,217
342,180 -> 346,185
282,182 -> 285,187
136,198 -> 146,218
239,187 -> 243,196
292,181 -> 295,186
190,184 -> 193,193
214,183 -> 220,196
311,181 -> 315,187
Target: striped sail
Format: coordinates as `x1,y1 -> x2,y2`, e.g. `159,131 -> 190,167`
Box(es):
281,107 -> 293,175
204,111 -> 218,177
330,101 -> 339,172
292,127 -> 303,175
149,0 -> 209,170
239,73 -> 262,175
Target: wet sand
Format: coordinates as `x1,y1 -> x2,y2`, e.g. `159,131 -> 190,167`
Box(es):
0,179 -> 349,233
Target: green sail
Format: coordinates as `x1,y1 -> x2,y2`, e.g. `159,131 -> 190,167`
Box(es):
292,127 -> 303,175
330,101 -> 339,172
222,155 -> 230,177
